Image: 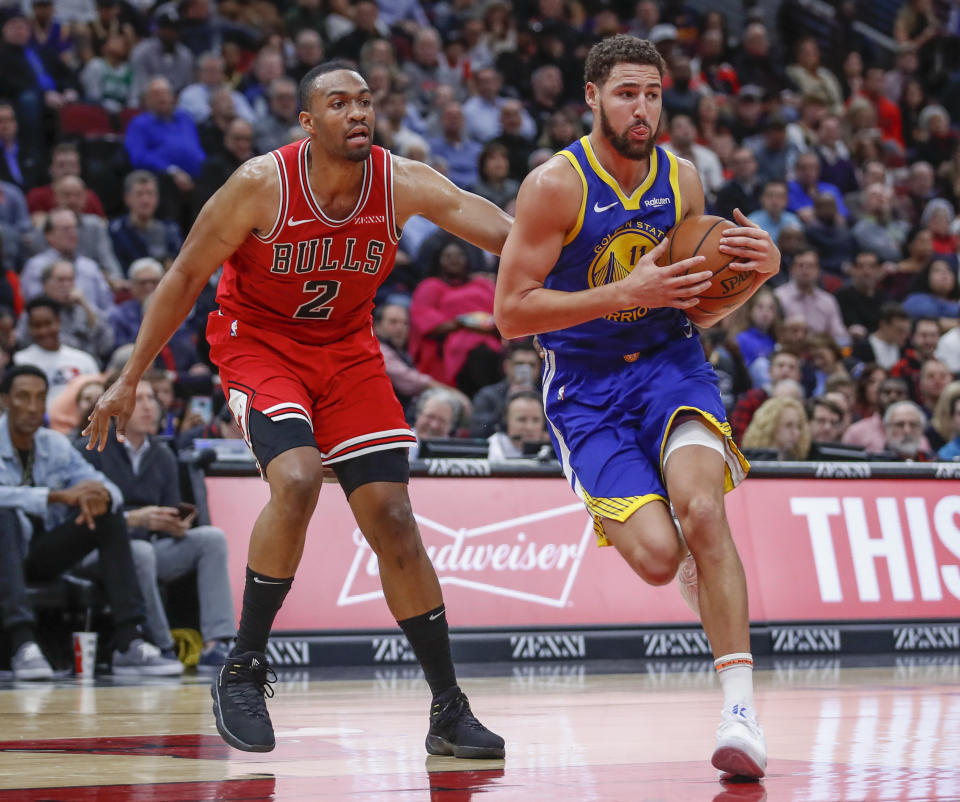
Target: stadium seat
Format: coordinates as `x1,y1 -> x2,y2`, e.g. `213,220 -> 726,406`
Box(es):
59,103 -> 114,137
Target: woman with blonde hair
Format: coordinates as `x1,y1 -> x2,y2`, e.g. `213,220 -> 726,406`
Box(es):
742,397 -> 812,460
928,380 -> 960,451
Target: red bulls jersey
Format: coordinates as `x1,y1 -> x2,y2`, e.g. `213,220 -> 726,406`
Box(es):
216,138 -> 400,347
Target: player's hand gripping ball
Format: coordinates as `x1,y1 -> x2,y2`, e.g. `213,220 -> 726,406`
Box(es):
657,214 -> 765,326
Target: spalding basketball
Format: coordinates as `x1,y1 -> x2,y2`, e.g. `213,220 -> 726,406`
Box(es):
658,214 -> 763,326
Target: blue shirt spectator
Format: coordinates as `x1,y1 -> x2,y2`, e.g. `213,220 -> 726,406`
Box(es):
125,78 -> 205,178
427,102 -> 482,190
787,152 -> 849,220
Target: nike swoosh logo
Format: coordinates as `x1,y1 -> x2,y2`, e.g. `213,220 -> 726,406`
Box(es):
288,217 -> 315,227
428,608 -> 445,621
594,201 -> 618,213
253,576 -> 287,585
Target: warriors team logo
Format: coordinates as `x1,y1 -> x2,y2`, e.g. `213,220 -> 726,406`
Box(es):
587,220 -> 664,322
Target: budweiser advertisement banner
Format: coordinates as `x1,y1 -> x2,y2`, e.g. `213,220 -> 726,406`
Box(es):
205,477 -> 960,631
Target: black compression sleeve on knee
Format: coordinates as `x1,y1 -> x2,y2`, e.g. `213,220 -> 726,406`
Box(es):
232,566 -> 293,656
398,605 -> 457,698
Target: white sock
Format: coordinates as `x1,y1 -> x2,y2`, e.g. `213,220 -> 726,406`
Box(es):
715,652 -> 755,712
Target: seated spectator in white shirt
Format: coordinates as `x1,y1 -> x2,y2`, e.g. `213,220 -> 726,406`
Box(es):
487,391 -> 548,461
13,296 -> 101,408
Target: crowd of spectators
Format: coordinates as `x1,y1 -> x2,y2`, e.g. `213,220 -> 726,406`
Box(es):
4,0 -> 960,673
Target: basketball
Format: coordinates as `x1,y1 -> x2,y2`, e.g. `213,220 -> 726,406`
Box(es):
658,214 -> 763,326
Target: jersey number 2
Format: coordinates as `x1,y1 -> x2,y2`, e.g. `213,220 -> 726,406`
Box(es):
294,280 -> 340,320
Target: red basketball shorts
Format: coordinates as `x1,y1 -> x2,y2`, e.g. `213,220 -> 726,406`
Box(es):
207,311 -> 416,470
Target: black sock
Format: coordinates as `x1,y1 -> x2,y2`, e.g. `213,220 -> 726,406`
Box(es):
9,623 -> 34,652
232,566 -> 293,656
398,605 -> 457,698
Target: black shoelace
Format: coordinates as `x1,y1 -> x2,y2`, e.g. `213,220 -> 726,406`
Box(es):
224,659 -> 277,719
432,692 -> 485,730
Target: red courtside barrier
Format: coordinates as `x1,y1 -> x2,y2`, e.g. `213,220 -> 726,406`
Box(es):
205,476 -> 960,632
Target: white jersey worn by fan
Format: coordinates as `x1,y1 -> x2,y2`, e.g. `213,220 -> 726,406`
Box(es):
13,344 -> 99,408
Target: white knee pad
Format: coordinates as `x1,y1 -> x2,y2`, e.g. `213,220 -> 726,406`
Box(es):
663,418 -> 725,470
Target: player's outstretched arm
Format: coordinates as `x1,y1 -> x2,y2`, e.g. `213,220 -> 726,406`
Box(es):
392,156 -> 513,255
495,156 -> 712,340
83,156 -> 280,450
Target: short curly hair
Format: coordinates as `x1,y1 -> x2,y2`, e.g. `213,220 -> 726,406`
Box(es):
584,34 -> 665,88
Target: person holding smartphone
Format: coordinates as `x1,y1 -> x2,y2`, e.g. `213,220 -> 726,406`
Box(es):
469,340 -> 543,438
80,380 -> 236,670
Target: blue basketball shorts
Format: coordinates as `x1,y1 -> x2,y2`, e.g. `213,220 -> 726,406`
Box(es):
541,335 -> 749,546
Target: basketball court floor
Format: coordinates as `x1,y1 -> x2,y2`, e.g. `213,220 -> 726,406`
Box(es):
0,656 -> 958,801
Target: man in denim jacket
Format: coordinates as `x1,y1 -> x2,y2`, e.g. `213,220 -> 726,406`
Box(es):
0,365 -> 182,679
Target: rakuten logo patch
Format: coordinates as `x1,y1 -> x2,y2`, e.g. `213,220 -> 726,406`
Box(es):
337,503 -> 593,607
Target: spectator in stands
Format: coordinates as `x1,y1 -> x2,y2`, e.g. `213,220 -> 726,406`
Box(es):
903,259 -> 960,325
824,379 -> 854,433
816,115 -> 858,195
774,249 -> 850,346
808,332 -> 849,397
192,118 -> 254,215
25,142 -> 104,217
81,379 -> 236,670
662,54 -> 704,121
129,8 -> 194,98
853,362 -> 887,420
712,147 -> 762,220
891,316 -> 942,399
921,199 -> 959,256
663,114 -> 723,203
933,383 -> 960,458
125,77 -> 205,197
903,161 -> 937,229
14,296 -> 100,405
409,240 -> 500,394
858,65 -> 905,150
936,320 -> 960,375
463,67 -> 534,144
21,208 -> 113,313
917,358 -> 952,419
730,350 -> 802,442
742,396 -> 811,460
843,375 -> 917,452
144,366 -> 178,437
803,194 -> 857,284
915,105 -> 958,169
177,51 -> 254,126
109,170 -> 182,272
836,251 -> 889,339
734,287 -> 781,369
851,183 -> 909,264
851,302 -> 912,371
749,180 -> 800,244
17,260 -> 114,362
427,102 -> 482,191
401,26 -> 445,116
487,390 -> 547,461
888,227 -> 934,300
84,0 -> 138,59
79,32 -> 134,113
788,152 -> 849,223
729,84 -> 766,144
410,388 -> 460,459
473,142 -> 519,210
107,256 -> 162,345
731,22 -> 786,99
252,77 -> 299,155
197,87 -> 237,158
527,64 -> 564,135
491,99 -> 536,181
883,400 -> 932,460
52,175 -> 122,283
328,0 -> 389,60
50,375 -> 105,438
787,89 -> 829,156
470,341 -> 541,439
0,364 -> 182,679
287,28 -> 324,85
376,86 -> 428,160
808,395 -> 846,445
0,179 -> 32,266
0,305 -> 16,370
0,102 -> 44,191
786,37 -> 844,114
374,302 -> 468,420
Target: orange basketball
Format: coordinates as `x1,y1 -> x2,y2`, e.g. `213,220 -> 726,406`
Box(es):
658,214 -> 763,326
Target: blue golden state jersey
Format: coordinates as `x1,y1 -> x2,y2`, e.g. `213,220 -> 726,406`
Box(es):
538,137 -> 694,359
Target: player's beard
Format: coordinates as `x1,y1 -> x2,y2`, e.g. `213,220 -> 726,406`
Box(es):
598,100 -> 658,161
344,140 -> 372,161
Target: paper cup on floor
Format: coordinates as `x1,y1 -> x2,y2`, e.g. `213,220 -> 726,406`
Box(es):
73,631 -> 98,678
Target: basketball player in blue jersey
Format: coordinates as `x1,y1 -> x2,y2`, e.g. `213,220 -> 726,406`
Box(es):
495,36 -> 780,780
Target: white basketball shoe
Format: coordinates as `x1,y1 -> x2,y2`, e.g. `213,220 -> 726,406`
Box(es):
712,703 -> 767,779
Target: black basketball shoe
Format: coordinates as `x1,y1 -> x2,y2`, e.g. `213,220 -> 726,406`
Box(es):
426,687 -> 505,759
210,651 -> 277,752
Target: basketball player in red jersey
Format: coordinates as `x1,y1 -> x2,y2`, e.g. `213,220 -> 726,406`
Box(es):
84,63 -> 510,758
